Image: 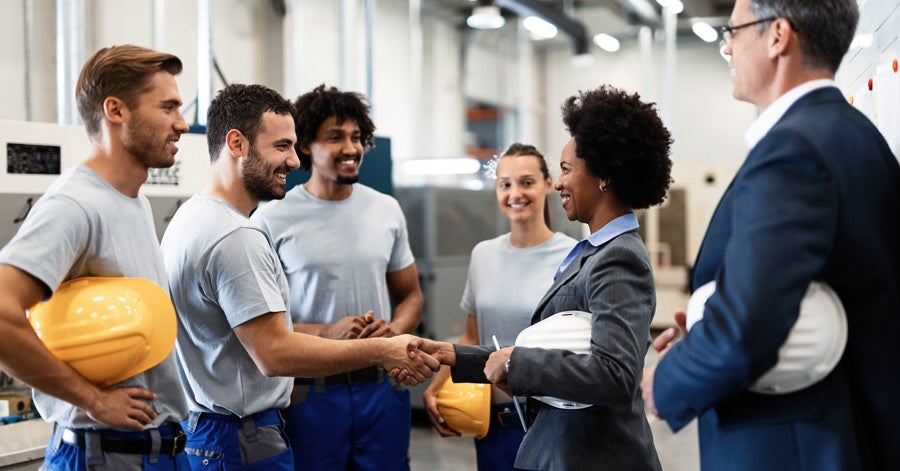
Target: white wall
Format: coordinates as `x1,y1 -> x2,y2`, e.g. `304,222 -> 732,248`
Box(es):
541,37 -> 756,167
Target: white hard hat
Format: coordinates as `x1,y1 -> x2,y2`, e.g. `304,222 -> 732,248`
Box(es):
685,280 -> 848,395
515,311 -> 593,409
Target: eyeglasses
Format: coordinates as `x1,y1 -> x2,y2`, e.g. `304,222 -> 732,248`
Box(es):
719,17 -> 778,44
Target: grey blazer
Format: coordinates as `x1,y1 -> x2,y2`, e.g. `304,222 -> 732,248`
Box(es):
454,229 -> 661,471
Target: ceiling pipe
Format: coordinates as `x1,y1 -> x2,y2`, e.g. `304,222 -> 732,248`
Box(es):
494,0 -> 590,55
611,0 -> 660,26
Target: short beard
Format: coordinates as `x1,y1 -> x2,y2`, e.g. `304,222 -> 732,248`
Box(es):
336,174 -> 359,185
243,146 -> 285,201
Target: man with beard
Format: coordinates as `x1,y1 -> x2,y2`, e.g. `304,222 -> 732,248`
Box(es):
0,45 -> 190,470
161,84 -> 438,471
252,85 -> 423,470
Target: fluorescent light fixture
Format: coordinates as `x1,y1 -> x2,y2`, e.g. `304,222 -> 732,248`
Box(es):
593,33 -> 620,52
467,5 -> 505,29
691,21 -> 718,43
656,0 -> 684,14
402,158 -> 482,176
523,16 -> 558,40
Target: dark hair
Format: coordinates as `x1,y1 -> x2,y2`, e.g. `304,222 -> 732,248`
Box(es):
751,0 -> 858,72
293,84 -> 376,171
206,84 -> 295,161
501,142 -> 552,227
561,85 -> 672,209
76,44 -> 183,141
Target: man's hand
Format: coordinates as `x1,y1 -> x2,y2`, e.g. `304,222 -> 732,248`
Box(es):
322,312 -> 374,340
642,310 -> 687,419
416,338 -> 456,366
652,310 -> 687,355
641,363 -> 660,418
84,387 -> 158,431
359,312 -> 393,338
378,334 -> 440,386
485,347 -> 513,396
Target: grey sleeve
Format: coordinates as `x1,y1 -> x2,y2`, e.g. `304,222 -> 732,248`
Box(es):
206,228 -> 288,328
0,195 -> 89,293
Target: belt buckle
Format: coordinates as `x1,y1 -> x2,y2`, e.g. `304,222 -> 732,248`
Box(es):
171,430 -> 187,456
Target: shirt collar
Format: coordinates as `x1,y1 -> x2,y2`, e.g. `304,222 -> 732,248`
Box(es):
585,212 -> 639,248
744,79 -> 837,149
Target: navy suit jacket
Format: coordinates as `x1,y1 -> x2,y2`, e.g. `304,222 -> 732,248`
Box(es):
454,230 -> 661,471
653,87 -> 900,470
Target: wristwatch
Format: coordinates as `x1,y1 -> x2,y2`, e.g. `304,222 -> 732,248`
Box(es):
505,359 -> 511,372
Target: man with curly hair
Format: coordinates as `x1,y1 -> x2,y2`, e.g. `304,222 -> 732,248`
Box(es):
252,85 -> 423,470
642,0 -> 900,469
420,84 -> 673,470
162,84 -> 436,471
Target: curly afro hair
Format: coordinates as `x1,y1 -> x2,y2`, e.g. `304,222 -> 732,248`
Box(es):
561,85 -> 673,209
293,84 -> 376,171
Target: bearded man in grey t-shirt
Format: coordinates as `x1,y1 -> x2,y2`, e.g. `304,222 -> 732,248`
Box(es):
0,45 -> 190,471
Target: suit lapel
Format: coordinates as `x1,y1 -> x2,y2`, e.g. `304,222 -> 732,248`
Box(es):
530,242 -> 601,324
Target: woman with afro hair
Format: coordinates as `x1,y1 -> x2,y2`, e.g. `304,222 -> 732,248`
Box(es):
444,84 -> 673,470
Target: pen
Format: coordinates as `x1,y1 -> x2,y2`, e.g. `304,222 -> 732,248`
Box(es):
492,334 -> 528,432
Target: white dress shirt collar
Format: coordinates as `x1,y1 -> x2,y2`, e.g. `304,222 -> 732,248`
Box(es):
744,79 -> 838,149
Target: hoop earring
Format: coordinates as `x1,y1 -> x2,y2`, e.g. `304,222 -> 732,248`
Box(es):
599,185 -> 608,193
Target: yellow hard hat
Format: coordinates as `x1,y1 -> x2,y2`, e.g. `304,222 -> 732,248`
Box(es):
28,277 -> 177,387
436,377 -> 490,439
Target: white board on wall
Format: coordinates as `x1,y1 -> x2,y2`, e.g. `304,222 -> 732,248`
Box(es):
837,0 -> 900,158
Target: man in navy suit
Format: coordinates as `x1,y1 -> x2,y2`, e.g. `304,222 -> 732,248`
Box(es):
641,0 -> 900,469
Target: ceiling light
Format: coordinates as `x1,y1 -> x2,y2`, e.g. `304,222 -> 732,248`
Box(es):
691,21 -> 718,43
656,0 -> 684,14
402,158 -> 483,176
523,16 -> 558,40
467,5 -> 505,30
593,33 -> 620,53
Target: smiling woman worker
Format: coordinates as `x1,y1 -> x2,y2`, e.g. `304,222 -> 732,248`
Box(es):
423,143 -> 577,470
428,84 -> 673,470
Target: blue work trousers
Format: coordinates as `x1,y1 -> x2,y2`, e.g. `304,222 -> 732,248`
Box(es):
285,379 -> 411,471
474,401 -> 527,471
179,408 -> 292,471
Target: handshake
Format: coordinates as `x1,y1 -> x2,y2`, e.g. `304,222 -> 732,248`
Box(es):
376,335 -> 456,386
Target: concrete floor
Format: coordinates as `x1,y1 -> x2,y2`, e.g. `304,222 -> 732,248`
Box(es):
408,417 -> 699,470
408,346 -> 701,470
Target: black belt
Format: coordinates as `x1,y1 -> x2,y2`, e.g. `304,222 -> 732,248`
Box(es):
61,427 -> 187,456
294,366 -> 380,386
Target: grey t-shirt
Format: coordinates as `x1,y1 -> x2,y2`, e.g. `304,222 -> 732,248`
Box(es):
461,232 -> 578,347
161,195 -> 293,417
0,165 -> 188,429
252,184 -> 415,324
